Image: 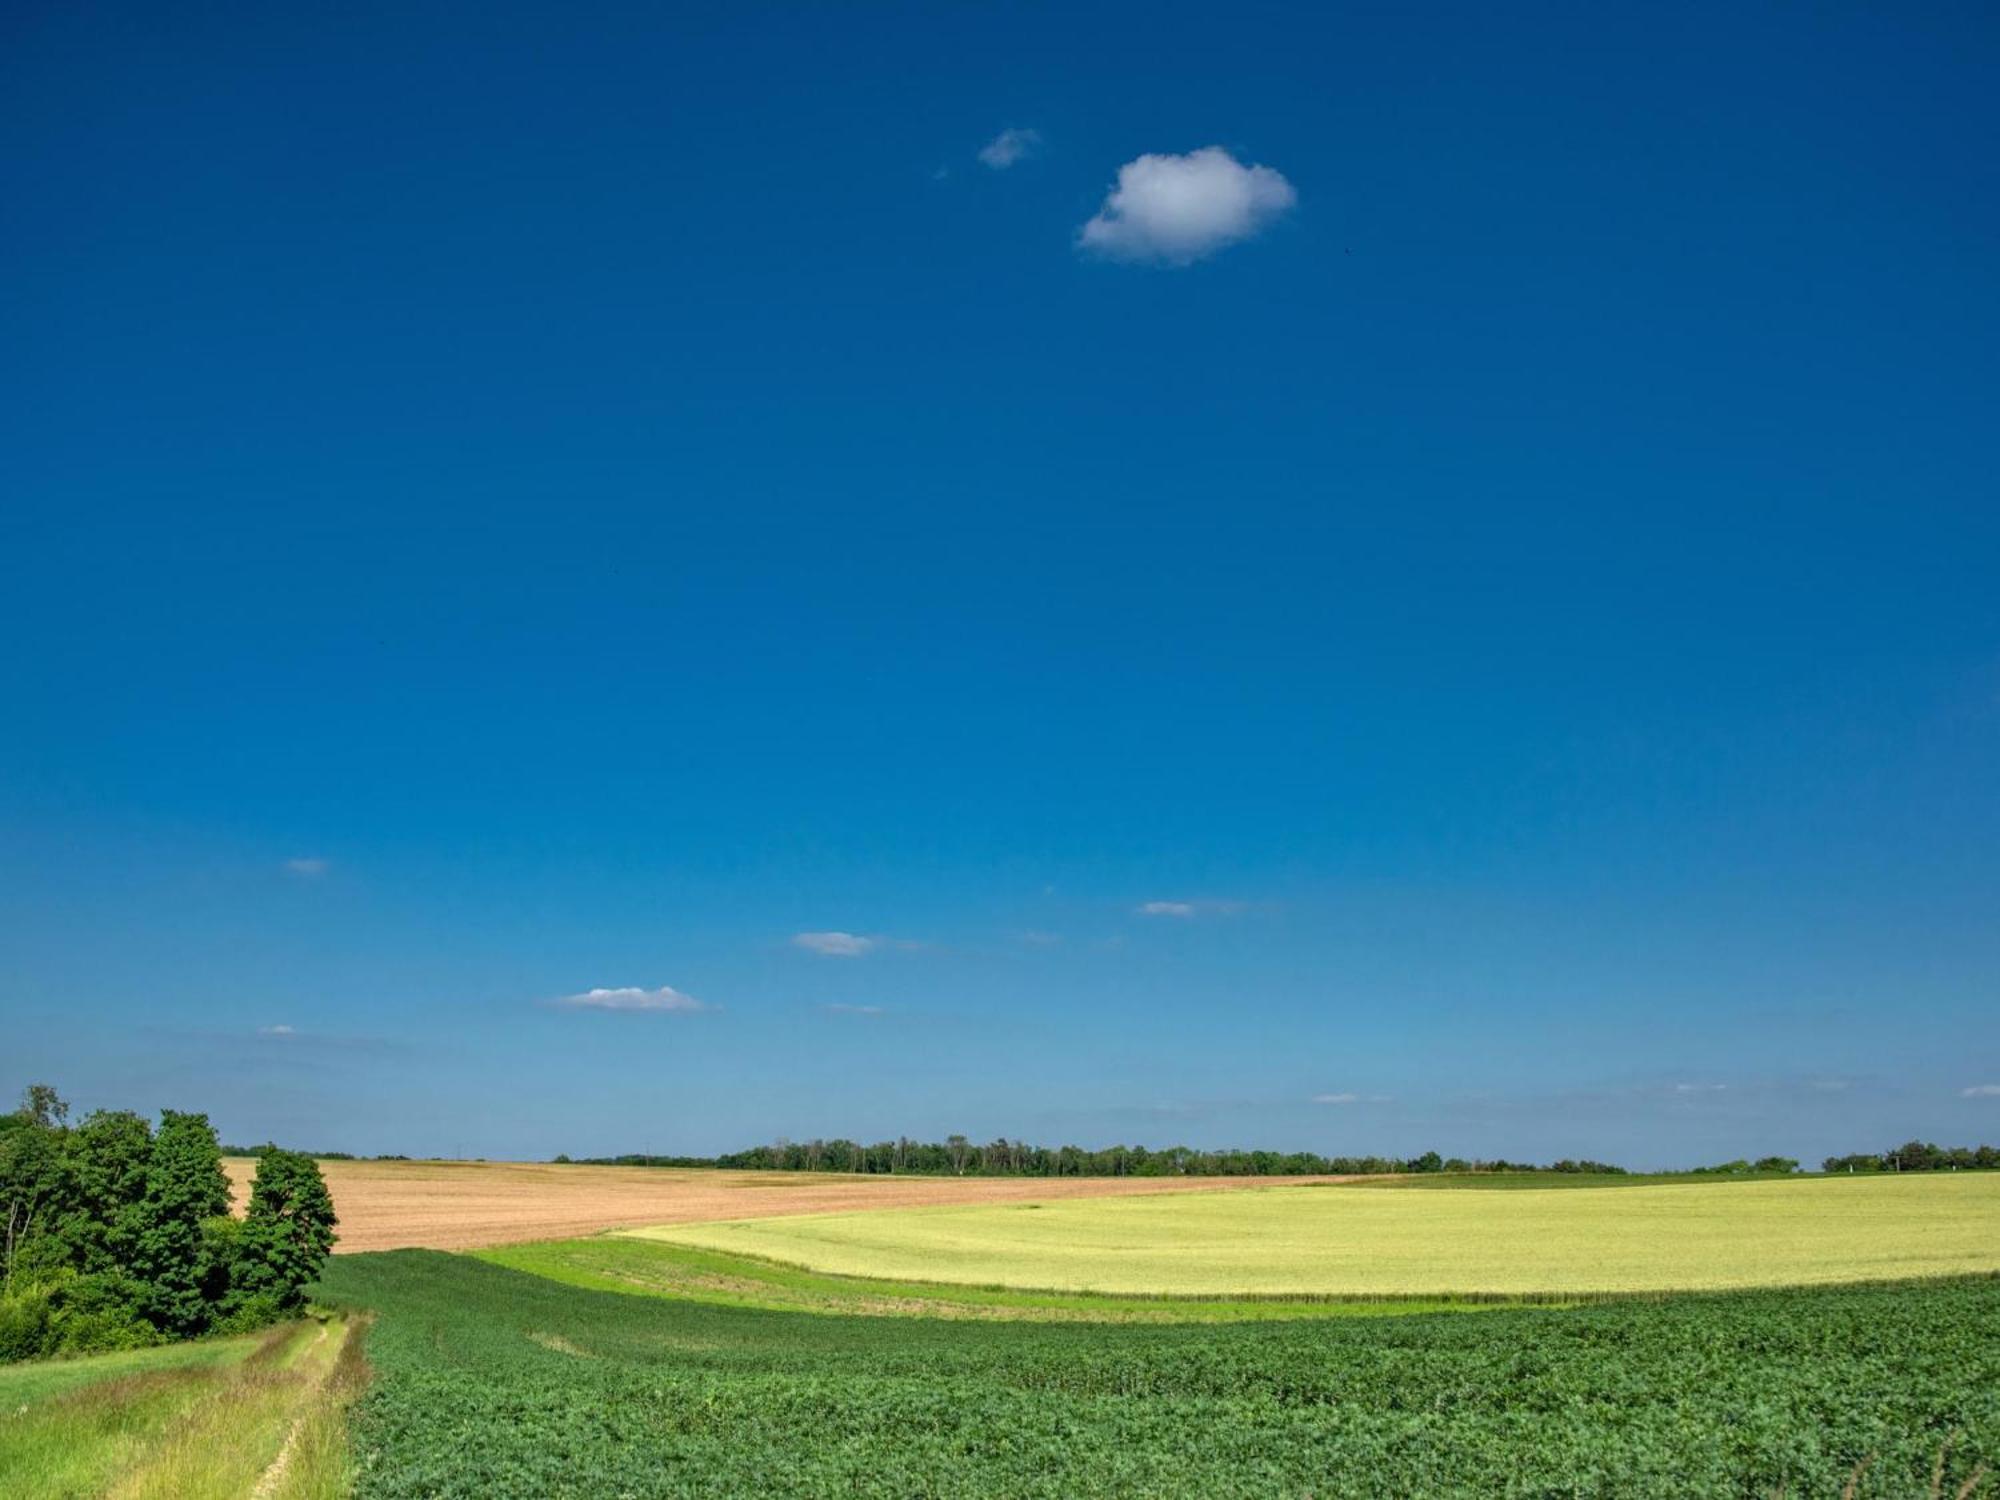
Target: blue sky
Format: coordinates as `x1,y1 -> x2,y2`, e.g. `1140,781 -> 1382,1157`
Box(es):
3,2 -> 1996,1168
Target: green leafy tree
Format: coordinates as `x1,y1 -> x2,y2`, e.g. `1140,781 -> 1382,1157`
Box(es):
234,1149 -> 338,1310
1,1086 -> 70,1289
131,1110 -> 232,1335
59,1109 -> 154,1275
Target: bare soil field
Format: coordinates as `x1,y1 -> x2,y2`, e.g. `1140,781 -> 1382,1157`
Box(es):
222,1157 -> 1362,1253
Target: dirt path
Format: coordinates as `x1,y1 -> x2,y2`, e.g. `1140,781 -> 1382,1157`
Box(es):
249,1322 -> 332,1500
223,1157 -> 1364,1252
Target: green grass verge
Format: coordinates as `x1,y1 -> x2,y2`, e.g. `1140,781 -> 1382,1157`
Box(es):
627,1171 -> 2000,1295
1341,1168 -> 1814,1188
479,1236 -> 1503,1320
0,1333 -> 259,1410
316,1249 -> 2000,1498
0,1316 -> 361,1500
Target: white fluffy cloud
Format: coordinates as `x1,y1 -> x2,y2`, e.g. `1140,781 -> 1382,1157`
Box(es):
978,127 -> 1041,169
1079,147 -> 1295,265
792,931 -> 876,957
555,985 -> 707,1012
1963,1084 -> 2000,1098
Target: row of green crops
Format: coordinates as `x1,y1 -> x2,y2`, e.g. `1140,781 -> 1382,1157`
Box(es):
315,1250 -> 2000,1498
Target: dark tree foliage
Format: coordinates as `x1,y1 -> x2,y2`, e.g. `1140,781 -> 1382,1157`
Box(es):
0,1107 -> 66,1285
60,1109 -> 154,1275
0,1086 -> 340,1361
236,1148 -> 339,1310
131,1109 -> 234,1336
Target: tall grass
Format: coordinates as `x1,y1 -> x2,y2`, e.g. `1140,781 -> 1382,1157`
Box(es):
0,1315 -> 362,1500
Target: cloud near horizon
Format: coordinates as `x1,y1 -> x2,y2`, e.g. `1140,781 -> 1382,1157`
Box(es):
554,985 -> 708,1013
978,127 -> 1041,169
1963,1084 -> 2000,1098
1079,147 -> 1295,265
792,931 -> 876,957
1137,899 -> 1244,919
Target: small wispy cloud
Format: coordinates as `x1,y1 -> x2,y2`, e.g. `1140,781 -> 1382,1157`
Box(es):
554,985 -> 709,1013
978,126 -> 1041,169
1312,1092 -> 1360,1105
1963,1084 -> 2000,1098
1079,146 -> 1295,265
1020,930 -> 1063,947
1136,899 -> 1244,919
257,1024 -> 297,1038
792,931 -> 877,957
282,857 -> 329,877
1674,1082 -> 1727,1094
823,1002 -> 885,1016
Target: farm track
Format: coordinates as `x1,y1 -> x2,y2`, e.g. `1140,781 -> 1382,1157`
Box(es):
222,1157 -> 1367,1252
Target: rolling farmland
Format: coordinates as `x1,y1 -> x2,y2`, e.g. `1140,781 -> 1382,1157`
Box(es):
21,1169 -> 2000,1494
218,1157 -> 1363,1252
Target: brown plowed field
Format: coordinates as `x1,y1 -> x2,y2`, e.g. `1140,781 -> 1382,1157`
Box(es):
221,1157 -> 1363,1253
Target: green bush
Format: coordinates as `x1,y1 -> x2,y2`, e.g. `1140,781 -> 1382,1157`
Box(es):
0,1282 -> 56,1362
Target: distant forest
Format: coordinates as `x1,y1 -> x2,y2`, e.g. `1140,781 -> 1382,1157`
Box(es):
563,1139 -> 1625,1176
561,1137 -> 2000,1178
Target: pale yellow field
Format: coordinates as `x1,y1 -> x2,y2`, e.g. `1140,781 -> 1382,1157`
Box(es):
625,1173 -> 2000,1295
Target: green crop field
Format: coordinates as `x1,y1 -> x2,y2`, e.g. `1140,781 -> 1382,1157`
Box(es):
311,1249 -> 2000,1498
625,1172 -> 2000,1295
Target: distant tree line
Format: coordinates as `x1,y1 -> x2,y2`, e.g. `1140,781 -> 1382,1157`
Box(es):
1822,1141 -> 2000,1174
0,1084 -> 337,1361
564,1137 -> 1633,1177
1689,1157 -> 1801,1175
218,1160 -> 410,1168
564,1140 -> 2000,1178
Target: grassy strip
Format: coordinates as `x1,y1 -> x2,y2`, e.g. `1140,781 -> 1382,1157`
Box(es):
480,1237 -> 1509,1321
266,1313 -> 372,1500
1336,1170 -> 1814,1189
0,1316 -> 361,1500
0,1323 -> 299,1498
0,1333 -> 259,1410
